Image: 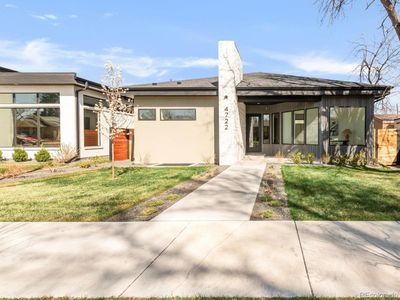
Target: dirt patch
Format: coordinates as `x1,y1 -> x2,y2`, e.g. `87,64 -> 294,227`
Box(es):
107,165 -> 228,221
251,163 -> 292,220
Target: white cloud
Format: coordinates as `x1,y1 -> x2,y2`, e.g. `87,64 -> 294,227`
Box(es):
103,12 -> 117,18
255,50 -> 357,75
69,14 -> 78,19
5,3 -> 17,8
0,39 -> 218,80
32,14 -> 58,21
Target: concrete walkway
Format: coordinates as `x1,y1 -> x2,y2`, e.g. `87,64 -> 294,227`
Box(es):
154,158 -> 266,221
0,221 -> 399,298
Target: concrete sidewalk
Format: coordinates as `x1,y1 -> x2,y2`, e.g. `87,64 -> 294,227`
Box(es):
0,221 -> 399,298
154,159 -> 266,221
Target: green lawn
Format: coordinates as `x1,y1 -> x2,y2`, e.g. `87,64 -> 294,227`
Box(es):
282,165 -> 400,221
0,166 -> 210,221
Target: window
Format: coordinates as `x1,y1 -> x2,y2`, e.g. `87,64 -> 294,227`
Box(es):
14,93 -> 59,104
282,111 -> 292,144
306,108 -> 319,145
39,108 -> 60,147
329,107 -> 366,146
138,109 -> 156,120
272,113 -> 280,144
84,109 -> 100,147
294,110 -> 305,144
160,109 -> 196,121
263,114 -> 270,144
0,93 -> 60,147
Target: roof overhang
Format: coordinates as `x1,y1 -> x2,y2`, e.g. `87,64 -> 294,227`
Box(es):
126,87 -> 217,96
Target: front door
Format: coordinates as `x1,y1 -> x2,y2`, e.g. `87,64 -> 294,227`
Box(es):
246,114 -> 262,152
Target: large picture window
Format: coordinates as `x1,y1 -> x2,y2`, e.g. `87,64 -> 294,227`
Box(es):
282,111 -> 292,144
272,113 -> 280,144
84,109 -> 100,147
306,108 -> 319,145
294,110 -> 305,144
263,114 -> 270,144
160,109 -> 196,121
0,93 -> 60,147
329,107 -> 366,146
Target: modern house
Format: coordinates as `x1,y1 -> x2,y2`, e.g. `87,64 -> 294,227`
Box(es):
0,68 -> 134,160
0,41 -> 390,165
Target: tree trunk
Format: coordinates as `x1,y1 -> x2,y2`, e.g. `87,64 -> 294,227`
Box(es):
111,141 -> 115,180
380,0 -> 400,41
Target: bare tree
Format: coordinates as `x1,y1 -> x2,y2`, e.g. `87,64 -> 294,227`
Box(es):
96,62 -> 133,180
354,27 -> 400,111
317,0 -> 400,112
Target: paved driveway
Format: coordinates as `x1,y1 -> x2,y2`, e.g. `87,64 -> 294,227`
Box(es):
0,221 -> 399,298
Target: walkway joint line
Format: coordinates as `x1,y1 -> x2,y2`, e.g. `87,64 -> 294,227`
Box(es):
294,220 -> 314,297
118,222 -> 190,297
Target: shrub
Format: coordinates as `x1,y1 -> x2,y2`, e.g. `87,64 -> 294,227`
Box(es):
140,207 -> 158,217
148,200 -> 165,207
290,151 -> 303,164
261,210 -> 273,219
321,153 -> 331,164
356,150 -> 368,167
260,195 -> 274,202
12,148 -> 28,162
332,154 -> 348,166
79,161 -> 91,168
165,193 -> 179,201
54,144 -> 78,164
268,200 -> 283,207
89,156 -> 109,166
305,152 -> 314,164
34,148 -> 51,162
0,149 -> 3,161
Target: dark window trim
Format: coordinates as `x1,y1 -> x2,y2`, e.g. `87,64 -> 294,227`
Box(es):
262,113 -> 271,144
328,106 -> 367,147
281,110 -> 293,145
138,108 -> 156,121
160,108 -> 196,121
305,107 -> 319,145
272,112 -> 281,145
83,107 -> 101,148
293,109 -> 305,145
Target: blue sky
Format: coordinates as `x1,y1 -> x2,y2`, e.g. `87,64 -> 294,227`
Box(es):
0,0 -> 390,86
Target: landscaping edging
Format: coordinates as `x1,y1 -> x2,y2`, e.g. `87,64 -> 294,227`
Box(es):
107,165 -> 228,221
251,163 -> 292,220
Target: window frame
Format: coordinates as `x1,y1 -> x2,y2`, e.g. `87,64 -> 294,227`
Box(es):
271,112 -> 281,145
281,110 -> 293,145
13,93 -> 60,104
83,107 -> 101,148
328,106 -> 367,146
160,108 -> 196,121
305,107 -> 319,145
138,108 -> 156,121
262,113 -> 271,144
293,109 -> 305,145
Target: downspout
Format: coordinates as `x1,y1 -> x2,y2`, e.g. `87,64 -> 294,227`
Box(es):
75,81 -> 89,157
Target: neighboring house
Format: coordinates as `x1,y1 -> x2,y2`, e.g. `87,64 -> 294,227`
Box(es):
0,41 -> 391,165
127,41 -> 390,165
375,114 -> 400,130
0,69 -> 134,160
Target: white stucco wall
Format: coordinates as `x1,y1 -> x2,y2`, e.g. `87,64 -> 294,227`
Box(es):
218,41 -> 245,165
0,85 -> 77,160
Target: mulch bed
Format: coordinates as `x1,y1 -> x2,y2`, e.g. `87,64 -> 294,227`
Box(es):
251,163 -> 292,220
107,165 -> 228,221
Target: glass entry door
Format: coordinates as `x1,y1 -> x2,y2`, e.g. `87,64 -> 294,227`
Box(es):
246,114 -> 262,152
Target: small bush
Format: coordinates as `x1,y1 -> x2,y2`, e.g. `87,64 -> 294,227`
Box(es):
321,153 -> 331,164
12,148 -> 28,162
259,195 -> 274,202
261,210 -> 273,219
54,144 -> 78,163
356,150 -> 368,167
0,149 -> 3,161
268,200 -> 284,207
148,200 -> 165,207
89,156 -> 109,166
165,193 -> 179,201
140,207 -> 158,217
290,151 -> 303,164
34,148 -> 51,162
305,152 -> 314,164
332,154 -> 348,166
79,161 -> 91,168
